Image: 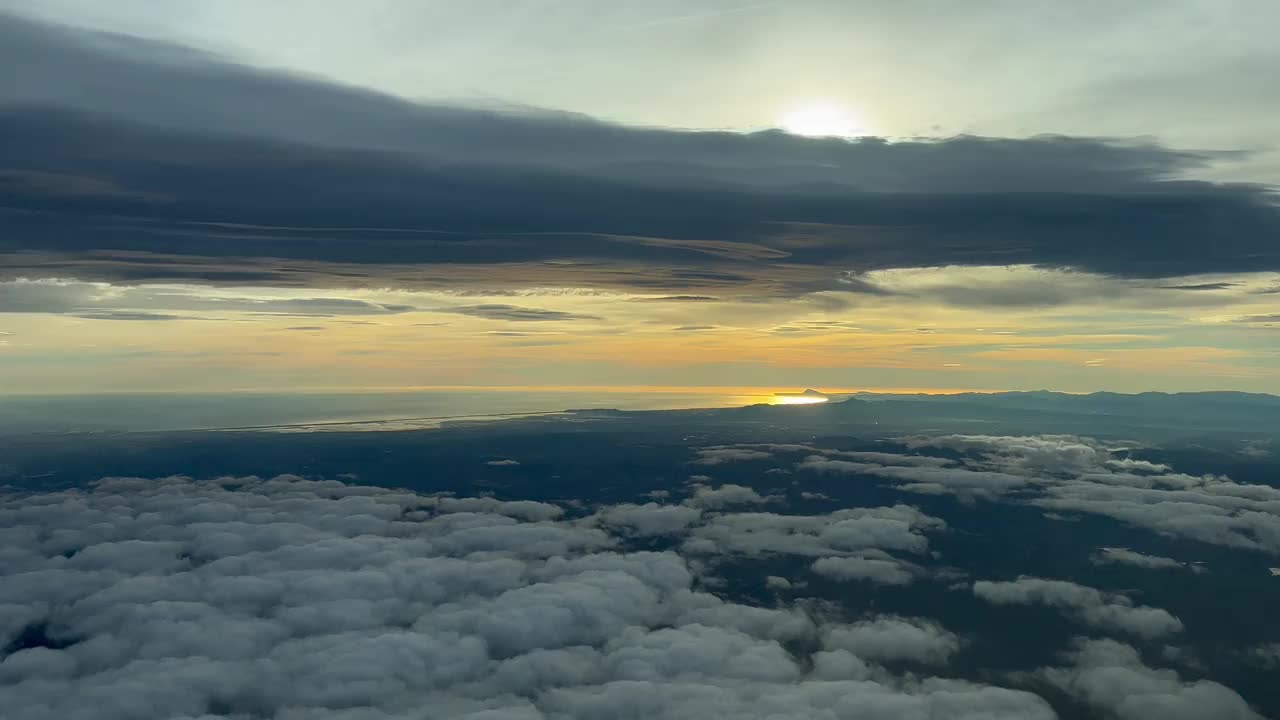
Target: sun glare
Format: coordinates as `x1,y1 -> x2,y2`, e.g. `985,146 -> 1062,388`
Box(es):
779,102 -> 864,138
772,395 -> 829,405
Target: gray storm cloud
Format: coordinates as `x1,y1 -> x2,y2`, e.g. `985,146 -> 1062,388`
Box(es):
2,11 -> 1279,296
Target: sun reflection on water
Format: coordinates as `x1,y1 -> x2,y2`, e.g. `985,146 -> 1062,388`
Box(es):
771,395 -> 830,406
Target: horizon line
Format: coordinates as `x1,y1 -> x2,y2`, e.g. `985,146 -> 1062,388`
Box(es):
2,385 -> 1277,398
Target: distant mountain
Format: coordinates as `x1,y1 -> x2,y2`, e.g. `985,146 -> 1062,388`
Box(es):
856,390 -> 1280,409
702,390 -> 1280,443
773,388 -> 830,399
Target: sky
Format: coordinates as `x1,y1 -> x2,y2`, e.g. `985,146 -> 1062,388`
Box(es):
1,1 -> 1279,395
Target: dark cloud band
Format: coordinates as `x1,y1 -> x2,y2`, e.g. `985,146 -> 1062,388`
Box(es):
2,11 -> 1278,295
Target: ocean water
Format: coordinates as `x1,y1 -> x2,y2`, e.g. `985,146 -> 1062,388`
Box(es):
0,389 -> 774,434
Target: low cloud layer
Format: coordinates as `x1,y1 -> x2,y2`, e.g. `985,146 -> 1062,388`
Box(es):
684,483 -> 779,510
776,434 -> 1280,555
800,455 -> 1031,502
1090,548 -> 1188,571
591,502 -> 703,537
822,616 -> 961,666
973,577 -> 1184,639
682,505 -> 943,559
0,475 -> 1059,720
1041,638 -> 1262,720
811,555 -> 917,586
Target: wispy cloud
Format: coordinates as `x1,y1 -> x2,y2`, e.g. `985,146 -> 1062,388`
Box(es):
436,304 -> 601,322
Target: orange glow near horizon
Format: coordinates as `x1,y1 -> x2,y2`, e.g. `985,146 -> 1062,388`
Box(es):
7,266 -> 1279,396
2,384 -> 1009,397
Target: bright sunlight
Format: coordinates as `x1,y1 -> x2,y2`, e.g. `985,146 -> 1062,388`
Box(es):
779,102 -> 865,137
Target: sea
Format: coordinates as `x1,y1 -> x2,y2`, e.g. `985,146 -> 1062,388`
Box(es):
0,388 -> 779,434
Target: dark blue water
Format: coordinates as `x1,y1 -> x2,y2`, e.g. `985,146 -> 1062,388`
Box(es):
0,389 -> 769,434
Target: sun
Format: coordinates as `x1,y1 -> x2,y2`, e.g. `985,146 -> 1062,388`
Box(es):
779,102 -> 864,138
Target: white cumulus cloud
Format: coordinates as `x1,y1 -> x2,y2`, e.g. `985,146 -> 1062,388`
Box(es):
973,577 -> 1183,639
0,475 -> 1053,720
